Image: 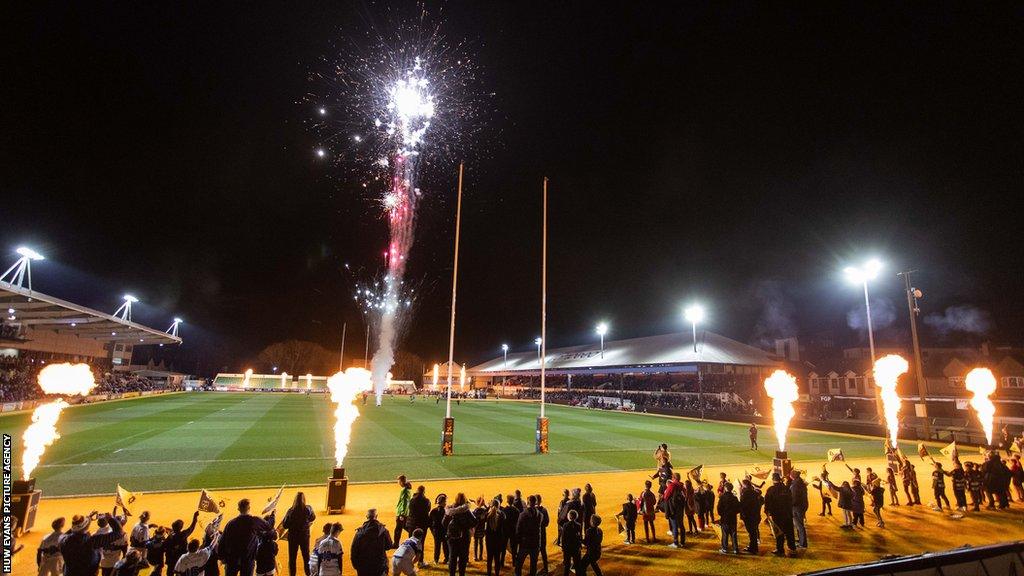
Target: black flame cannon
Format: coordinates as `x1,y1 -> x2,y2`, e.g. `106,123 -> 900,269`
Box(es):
326,467 -> 348,514
12,477 -> 41,534
773,450 -> 793,478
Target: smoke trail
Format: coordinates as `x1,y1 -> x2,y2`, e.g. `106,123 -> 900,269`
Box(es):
763,370 -> 799,451
924,305 -> 992,336
22,363 -> 97,479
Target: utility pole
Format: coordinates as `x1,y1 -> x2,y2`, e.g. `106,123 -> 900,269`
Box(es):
899,270 -> 931,439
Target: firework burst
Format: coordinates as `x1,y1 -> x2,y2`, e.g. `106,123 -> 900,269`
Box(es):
310,14 -> 485,403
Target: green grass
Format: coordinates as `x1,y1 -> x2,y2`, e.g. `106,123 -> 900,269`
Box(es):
1,392 -> 900,497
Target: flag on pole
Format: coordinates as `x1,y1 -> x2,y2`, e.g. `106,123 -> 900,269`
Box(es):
827,448 -> 845,462
917,443 -> 931,461
198,490 -> 225,514
115,485 -> 139,516
262,486 -> 284,516
208,514 -> 224,532
940,441 -> 959,461
688,464 -> 704,484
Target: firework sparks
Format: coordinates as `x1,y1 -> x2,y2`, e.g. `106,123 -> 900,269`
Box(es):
309,19 -> 486,406
22,363 -> 97,480
763,370 -> 799,451
326,367 -> 373,466
873,354 -> 908,449
965,367 -> 997,445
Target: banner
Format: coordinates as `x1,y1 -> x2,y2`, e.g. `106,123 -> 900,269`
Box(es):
198,489 -> 228,514
827,448 -> 845,462
115,485 -> 139,516
940,441 -> 958,461
917,443 -> 931,461
746,466 -> 771,480
688,464 -> 704,484
262,486 -> 284,516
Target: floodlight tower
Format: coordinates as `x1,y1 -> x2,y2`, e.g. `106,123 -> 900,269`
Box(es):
0,247 -> 45,293
596,322 -> 609,359
166,318 -> 182,338
684,304 -> 706,420
501,343 -> 509,397
844,258 -> 885,418
114,295 -> 139,322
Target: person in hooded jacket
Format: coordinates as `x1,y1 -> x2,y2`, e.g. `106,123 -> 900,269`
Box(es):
443,494 -> 476,576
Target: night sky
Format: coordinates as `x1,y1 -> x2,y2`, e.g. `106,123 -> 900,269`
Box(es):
3,2 -> 1022,374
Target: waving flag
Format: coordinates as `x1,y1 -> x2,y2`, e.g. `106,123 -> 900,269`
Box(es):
262,486 -> 285,516
115,485 -> 139,516
827,448 -> 845,462
940,441 -> 959,461
198,489 -> 227,514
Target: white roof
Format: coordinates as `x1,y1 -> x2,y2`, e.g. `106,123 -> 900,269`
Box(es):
0,284 -> 181,346
469,330 -> 779,375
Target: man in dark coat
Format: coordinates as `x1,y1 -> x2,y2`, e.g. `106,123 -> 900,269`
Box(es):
164,512 -> 200,575
59,513 -> 125,576
558,511 -> 582,576
500,495 -> 520,568
514,496 -> 542,576
581,485 -> 597,537
220,500 -> 274,576
764,473 -> 796,557
739,479 -> 763,554
716,484 -> 741,554
350,509 -> 393,576
789,470 -> 809,548
407,486 -> 432,567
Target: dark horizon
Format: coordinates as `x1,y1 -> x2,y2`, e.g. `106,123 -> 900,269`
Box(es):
3,2 -> 1022,375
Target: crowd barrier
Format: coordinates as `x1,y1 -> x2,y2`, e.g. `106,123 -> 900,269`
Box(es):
1,388 -> 176,413
801,540 -> 1024,575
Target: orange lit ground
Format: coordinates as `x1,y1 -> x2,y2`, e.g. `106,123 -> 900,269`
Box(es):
10,455 -> 1022,576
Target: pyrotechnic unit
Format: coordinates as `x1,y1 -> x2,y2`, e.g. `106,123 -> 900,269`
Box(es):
965,367 -> 998,451
324,367 -> 374,513
763,369 -> 799,477
14,363 -> 98,533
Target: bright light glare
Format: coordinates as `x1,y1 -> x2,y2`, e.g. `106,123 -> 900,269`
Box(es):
123,294 -> 138,303
173,317 -> 183,324
684,304 -> 705,324
844,258 -> 883,283
501,344 -> 509,352
534,338 -> 542,346
315,149 -> 326,158
596,322 -> 608,336
16,247 -> 44,260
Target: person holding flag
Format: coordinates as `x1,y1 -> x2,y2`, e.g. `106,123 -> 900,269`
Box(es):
930,462 -> 952,511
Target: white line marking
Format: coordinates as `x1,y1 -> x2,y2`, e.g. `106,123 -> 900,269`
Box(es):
114,449 -> 123,453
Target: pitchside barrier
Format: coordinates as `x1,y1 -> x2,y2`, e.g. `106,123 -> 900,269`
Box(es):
800,540 -> 1024,576
1,388 -> 175,413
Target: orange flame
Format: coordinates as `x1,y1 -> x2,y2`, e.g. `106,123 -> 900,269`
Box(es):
873,354 -> 908,449
326,367 -> 373,466
965,367 -> 997,445
242,368 -> 253,387
459,364 -> 466,391
22,363 -> 96,480
763,370 -> 799,451
432,363 -> 439,390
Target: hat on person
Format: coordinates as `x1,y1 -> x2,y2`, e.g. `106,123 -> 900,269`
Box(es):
71,515 -> 92,532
